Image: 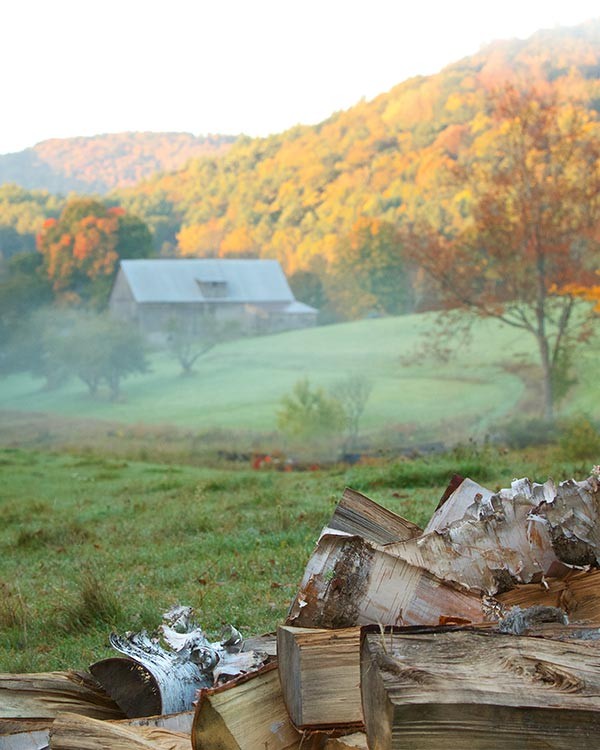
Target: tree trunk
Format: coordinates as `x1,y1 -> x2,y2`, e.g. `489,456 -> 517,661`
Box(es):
537,330 -> 554,420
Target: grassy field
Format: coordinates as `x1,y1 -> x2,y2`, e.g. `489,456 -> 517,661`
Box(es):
0,314 -> 554,443
1,443 -> 597,674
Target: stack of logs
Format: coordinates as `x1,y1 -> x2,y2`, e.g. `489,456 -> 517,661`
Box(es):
4,472 -> 600,750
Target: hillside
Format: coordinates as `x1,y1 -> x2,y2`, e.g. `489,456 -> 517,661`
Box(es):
1,314 -> 598,446
0,131 -> 236,195
116,20 -> 600,305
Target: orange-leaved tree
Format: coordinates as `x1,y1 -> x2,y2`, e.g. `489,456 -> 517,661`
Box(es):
37,199 -> 153,305
408,83 -> 600,419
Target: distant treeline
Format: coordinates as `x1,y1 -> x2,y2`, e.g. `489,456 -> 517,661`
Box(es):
1,21 -> 600,327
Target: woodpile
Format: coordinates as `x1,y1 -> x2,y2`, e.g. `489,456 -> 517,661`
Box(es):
4,473 -> 600,749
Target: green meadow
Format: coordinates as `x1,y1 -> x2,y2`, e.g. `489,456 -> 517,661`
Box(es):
2,313 -> 596,447
1,443 -> 594,673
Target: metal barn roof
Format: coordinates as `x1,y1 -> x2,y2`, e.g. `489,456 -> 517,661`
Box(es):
118,259 -> 297,304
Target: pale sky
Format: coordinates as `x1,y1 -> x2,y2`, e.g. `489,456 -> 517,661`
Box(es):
0,0 -> 598,155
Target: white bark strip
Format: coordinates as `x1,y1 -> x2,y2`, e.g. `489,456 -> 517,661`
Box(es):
386,478 -> 560,595
286,534 -> 485,628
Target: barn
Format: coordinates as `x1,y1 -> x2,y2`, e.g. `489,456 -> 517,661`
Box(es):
108,258 -> 318,341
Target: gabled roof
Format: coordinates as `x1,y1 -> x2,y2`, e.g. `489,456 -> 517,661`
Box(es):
118,259 -> 297,304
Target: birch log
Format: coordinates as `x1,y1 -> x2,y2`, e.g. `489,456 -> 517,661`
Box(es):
423,476 -> 490,533
361,629 -> 600,749
286,533 -> 485,628
277,625 -> 363,730
531,475 -> 600,566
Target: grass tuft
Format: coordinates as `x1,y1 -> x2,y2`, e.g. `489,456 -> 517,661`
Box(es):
55,568 -> 124,633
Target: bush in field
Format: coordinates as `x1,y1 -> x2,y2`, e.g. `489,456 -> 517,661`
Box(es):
332,374 -> 373,452
498,417 -> 558,450
277,378 -> 346,444
558,416 -> 600,462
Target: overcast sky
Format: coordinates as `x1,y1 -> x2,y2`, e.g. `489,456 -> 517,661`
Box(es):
1,0 -> 598,154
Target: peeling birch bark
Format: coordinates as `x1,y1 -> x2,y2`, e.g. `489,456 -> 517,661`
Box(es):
385,478 -> 562,595
286,533 -> 485,628
361,629 -> 600,749
90,609 -> 269,718
0,671 -> 124,722
424,476 -> 491,533
530,475 -> 600,566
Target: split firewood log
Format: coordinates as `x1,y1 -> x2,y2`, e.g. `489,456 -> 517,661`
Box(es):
49,712 -> 190,750
321,488 -> 422,544
192,664 -> 321,750
0,671 -> 124,722
277,625 -> 363,730
361,628 -> 600,749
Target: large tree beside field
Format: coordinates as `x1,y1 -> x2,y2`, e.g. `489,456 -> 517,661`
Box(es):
408,84 -> 600,419
36,199 -> 153,306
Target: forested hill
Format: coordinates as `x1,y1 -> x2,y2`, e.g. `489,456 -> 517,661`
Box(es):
0,132 -> 237,194
116,20 -> 600,303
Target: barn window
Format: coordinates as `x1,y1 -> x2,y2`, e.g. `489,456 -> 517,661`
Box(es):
195,278 -> 228,298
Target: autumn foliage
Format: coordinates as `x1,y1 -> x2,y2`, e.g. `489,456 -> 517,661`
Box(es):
115,21 -> 600,325
36,199 -> 152,303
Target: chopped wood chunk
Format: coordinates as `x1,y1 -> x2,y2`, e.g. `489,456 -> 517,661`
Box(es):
192,665 -> 310,750
49,712 -> 191,750
277,625 -> 363,729
322,488 -> 422,544
361,629 -> 600,749
0,671 -> 124,722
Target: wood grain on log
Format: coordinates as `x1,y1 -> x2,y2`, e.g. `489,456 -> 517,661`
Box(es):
361,628 -> 600,749
192,665 -> 307,750
277,625 -> 363,729
322,488 -> 422,545
0,672 -> 124,721
49,712 -> 190,750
